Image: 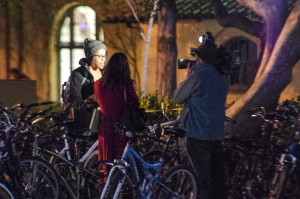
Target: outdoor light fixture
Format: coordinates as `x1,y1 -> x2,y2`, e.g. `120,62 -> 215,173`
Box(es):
198,32 -> 214,43
199,35 -> 204,43
79,22 -> 87,30
234,50 -> 241,65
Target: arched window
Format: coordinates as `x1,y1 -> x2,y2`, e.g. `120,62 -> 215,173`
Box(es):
58,6 -> 97,87
224,38 -> 258,88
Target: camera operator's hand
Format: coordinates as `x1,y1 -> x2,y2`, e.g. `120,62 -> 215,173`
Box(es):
185,64 -> 194,78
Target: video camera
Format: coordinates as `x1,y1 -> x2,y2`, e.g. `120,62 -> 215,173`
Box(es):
177,33 -> 214,69
177,48 -> 197,69
177,32 -> 238,74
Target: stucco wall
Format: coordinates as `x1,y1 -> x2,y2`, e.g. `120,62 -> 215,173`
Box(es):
0,80 -> 37,107
280,60 -> 300,101
134,19 -> 261,103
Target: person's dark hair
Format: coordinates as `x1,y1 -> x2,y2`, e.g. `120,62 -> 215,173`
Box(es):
101,52 -> 132,88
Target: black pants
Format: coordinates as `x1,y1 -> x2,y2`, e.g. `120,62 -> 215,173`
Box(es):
187,138 -> 226,199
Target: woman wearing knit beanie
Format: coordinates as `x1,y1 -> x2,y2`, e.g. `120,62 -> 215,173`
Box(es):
66,38 -> 108,135
83,38 -> 108,80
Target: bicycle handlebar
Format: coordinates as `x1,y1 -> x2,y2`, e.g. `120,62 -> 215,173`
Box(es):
147,115 -> 181,134
160,115 -> 181,128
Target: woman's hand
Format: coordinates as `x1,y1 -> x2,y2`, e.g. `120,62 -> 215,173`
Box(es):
85,94 -> 98,109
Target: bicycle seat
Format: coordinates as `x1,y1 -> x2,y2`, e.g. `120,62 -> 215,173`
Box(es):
164,127 -> 186,138
37,135 -> 55,146
68,129 -> 94,139
51,117 -> 74,126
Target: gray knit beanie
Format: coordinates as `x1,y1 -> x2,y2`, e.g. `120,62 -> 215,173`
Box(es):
84,38 -> 107,60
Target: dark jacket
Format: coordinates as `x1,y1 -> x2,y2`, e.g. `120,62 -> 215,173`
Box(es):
174,62 -> 228,140
68,61 -> 97,131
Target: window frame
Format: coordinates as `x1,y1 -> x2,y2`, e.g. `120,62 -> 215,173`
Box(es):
56,5 -> 98,99
223,37 -> 258,92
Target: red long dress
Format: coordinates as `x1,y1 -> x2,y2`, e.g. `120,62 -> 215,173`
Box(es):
94,79 -> 139,161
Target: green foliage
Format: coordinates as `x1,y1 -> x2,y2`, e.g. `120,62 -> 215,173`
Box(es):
0,0 -> 26,16
134,0 -> 161,19
28,102 -> 63,114
139,91 -> 182,123
139,91 -> 160,110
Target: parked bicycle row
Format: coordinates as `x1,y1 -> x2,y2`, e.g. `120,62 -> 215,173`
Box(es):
1,100 -> 300,199
0,102 -> 197,199
224,100 -> 300,199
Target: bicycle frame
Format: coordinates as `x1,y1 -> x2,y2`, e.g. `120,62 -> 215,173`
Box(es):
269,139 -> 298,197
32,123 -> 98,163
0,125 -> 24,197
30,121 -> 102,199
53,132 -> 98,163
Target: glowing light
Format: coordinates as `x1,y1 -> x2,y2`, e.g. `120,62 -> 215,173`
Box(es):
79,22 -> 87,30
199,36 -> 204,43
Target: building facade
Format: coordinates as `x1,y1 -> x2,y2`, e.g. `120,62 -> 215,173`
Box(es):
0,0 -> 299,104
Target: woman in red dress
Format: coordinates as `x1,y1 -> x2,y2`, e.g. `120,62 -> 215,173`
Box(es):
94,52 -> 139,161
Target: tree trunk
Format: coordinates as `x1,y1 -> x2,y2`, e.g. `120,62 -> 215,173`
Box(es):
5,0 -> 11,79
141,0 -> 159,96
156,0 -> 177,97
227,0 -> 300,137
18,1 -> 24,71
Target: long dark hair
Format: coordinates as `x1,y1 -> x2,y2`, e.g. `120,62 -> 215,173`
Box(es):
101,52 -> 132,88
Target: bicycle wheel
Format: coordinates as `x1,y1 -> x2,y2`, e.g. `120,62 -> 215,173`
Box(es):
155,165 -> 197,199
84,173 -> 105,199
0,183 -> 14,199
84,153 -> 114,198
83,150 -> 98,169
18,156 -> 60,199
280,170 -> 300,199
222,138 -> 246,196
232,154 -> 276,199
271,165 -> 289,199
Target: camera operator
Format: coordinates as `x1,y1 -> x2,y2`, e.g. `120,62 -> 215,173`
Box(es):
174,33 -> 228,199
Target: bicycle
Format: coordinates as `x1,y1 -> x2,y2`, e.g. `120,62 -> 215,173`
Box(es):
268,103 -> 300,199
100,116 -> 197,199
29,112 -> 112,199
0,103 -> 106,199
0,106 -> 60,199
232,104 -> 300,199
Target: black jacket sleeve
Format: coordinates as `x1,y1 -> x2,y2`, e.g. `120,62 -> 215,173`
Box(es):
69,70 -> 87,111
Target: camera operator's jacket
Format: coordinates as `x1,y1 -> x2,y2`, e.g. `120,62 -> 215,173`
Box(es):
174,62 -> 228,140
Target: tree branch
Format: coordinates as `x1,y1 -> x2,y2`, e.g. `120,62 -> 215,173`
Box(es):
236,0 -> 265,17
226,0 -> 300,138
210,0 -> 264,38
125,0 -> 146,40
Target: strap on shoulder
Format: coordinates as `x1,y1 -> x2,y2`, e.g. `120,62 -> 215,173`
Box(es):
124,87 -> 127,102
81,69 -> 89,85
